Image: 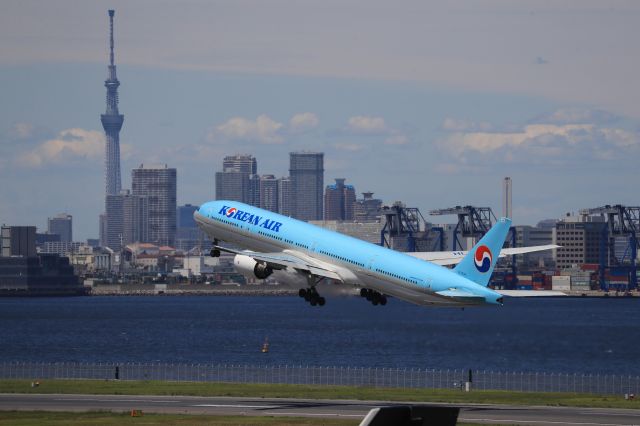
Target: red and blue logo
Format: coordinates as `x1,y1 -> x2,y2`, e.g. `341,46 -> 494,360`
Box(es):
474,245 -> 493,273
225,207 -> 237,218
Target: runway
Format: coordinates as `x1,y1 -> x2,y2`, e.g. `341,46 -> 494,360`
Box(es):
1,394 -> 639,425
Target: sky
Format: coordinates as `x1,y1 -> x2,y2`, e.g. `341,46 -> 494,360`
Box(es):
1,0 -> 639,240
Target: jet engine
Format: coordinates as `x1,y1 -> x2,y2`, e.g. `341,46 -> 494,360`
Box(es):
233,254 -> 273,280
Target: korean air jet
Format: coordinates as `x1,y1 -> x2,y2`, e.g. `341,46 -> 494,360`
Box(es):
194,201 -> 559,307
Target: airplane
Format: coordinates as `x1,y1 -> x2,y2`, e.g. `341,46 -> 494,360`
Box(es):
194,200 -> 559,308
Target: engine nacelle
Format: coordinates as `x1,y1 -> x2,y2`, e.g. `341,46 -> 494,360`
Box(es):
233,254 -> 273,280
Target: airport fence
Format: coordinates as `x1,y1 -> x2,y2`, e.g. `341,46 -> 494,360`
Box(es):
0,362 -> 638,396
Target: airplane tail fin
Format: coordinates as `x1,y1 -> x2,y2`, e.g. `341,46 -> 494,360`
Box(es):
453,217 -> 512,287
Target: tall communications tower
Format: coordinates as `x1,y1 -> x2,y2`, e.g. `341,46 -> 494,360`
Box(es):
101,9 -> 124,197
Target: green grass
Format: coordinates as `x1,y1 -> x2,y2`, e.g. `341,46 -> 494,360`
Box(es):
0,411 -> 359,425
0,379 -> 638,410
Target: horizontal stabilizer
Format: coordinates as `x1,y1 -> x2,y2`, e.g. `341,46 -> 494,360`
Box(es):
407,244 -> 560,266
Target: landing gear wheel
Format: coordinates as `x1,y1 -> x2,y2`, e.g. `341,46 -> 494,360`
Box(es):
210,249 -> 221,258
310,298 -> 317,306
318,297 -> 326,306
380,295 -> 387,306
298,289 -> 307,298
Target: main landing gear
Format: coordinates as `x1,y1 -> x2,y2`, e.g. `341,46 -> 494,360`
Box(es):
299,288 -> 325,307
210,239 -> 220,258
360,288 -> 387,306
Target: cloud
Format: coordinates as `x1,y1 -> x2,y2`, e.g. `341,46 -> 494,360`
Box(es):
533,108 -> 619,125
289,112 -> 319,133
214,114 -> 284,145
18,128 -> 111,167
384,134 -> 408,145
441,118 -> 492,132
437,109 -> 640,166
347,116 -> 388,134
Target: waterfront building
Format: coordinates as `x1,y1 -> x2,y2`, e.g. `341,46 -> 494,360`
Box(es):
324,178 -> 356,221
47,214 -> 72,243
289,152 -> 324,221
1,226 -> 36,257
132,164 -> 176,247
554,215 -> 606,269
353,192 -> 383,222
514,225 -> 553,266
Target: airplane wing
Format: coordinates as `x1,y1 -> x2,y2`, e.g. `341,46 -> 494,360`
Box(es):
407,244 -> 560,266
214,245 -> 343,281
497,290 -> 567,297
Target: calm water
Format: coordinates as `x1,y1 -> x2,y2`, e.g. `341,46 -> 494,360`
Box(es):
0,295 -> 638,374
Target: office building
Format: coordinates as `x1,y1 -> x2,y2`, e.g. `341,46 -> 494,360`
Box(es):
47,214 -> 73,243
215,154 -> 258,205
132,164 -> 177,247
259,175 -> 279,212
324,178 -> 356,221
290,152 -> 324,221
177,204 -> 198,229
1,226 -> 36,257
353,192 -> 383,222
278,177 -> 292,216
105,191 -> 149,251
514,225 -> 553,266
554,215 -> 606,269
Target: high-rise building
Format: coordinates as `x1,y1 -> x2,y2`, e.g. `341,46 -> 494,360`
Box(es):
259,175 -> 279,213
554,215 -> 606,269
132,164 -> 177,247
215,154 -> 258,205
176,204 -> 203,252
324,178 -> 356,221
177,204 -> 198,229
290,152 -> 324,221
47,214 -> 73,243
278,177 -> 292,216
503,177 -> 512,219
105,191 -> 149,251
353,192 -> 383,222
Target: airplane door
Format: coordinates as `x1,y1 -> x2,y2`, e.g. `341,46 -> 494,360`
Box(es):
367,255 -> 378,271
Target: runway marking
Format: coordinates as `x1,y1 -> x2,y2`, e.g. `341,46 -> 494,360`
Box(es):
192,404 -> 279,409
461,418 -> 625,426
264,411 -> 364,418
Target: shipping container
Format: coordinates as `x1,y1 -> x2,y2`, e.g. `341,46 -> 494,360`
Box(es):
552,275 -> 571,291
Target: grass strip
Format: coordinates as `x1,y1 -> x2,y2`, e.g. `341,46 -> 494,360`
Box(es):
0,411 -> 359,425
0,379 -> 638,409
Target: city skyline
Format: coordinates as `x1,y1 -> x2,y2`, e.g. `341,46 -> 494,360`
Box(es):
1,2 -> 639,239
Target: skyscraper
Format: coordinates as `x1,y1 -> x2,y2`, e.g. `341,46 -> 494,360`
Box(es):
353,192 -> 383,222
259,175 -> 279,213
132,164 -> 177,247
105,191 -> 149,251
47,214 -> 72,243
324,178 -> 356,221
290,152 -> 324,221
278,177 -> 292,217
215,154 -> 258,205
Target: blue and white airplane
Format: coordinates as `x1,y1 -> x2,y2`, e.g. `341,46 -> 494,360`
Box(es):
194,200 -> 558,307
